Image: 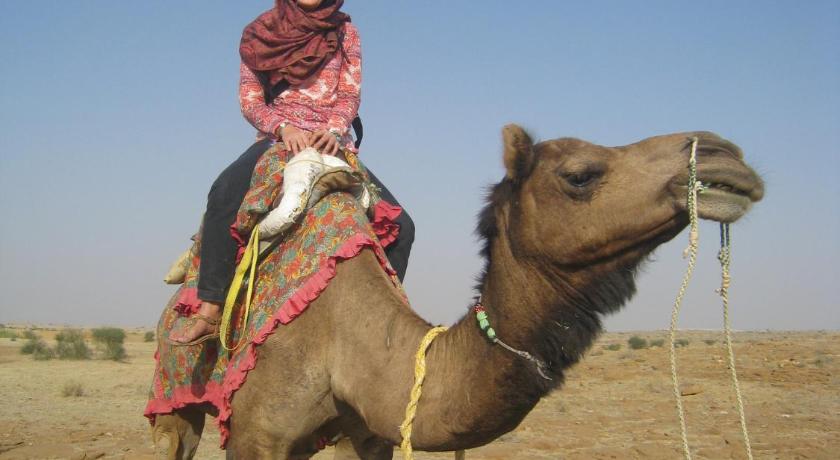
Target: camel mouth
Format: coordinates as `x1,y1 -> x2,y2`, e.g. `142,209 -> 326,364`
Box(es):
672,162 -> 764,223
703,181 -> 750,197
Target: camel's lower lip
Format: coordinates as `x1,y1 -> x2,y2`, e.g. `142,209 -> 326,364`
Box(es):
673,185 -> 754,223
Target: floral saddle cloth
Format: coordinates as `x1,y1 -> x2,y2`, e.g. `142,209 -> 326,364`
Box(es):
145,145 -> 403,445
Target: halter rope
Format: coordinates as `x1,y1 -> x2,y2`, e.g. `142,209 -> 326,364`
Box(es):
669,137 -> 753,459
399,326 -> 466,460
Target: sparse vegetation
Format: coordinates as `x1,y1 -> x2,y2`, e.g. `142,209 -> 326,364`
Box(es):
20,330 -> 48,355
649,339 -> 665,347
144,331 -> 155,342
704,339 -> 716,346
55,329 -> 92,360
33,345 -> 55,360
628,336 -> 649,350
675,339 -> 690,348
62,381 -> 85,397
811,354 -> 833,368
92,327 -> 127,361
0,327 -> 19,339
605,343 -> 622,351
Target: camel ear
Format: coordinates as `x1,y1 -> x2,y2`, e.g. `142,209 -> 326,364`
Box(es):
502,124 -> 535,181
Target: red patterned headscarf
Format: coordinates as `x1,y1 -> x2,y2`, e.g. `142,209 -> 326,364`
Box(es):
240,0 -> 351,89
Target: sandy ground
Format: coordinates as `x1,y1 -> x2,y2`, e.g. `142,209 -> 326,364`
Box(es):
0,328 -> 837,460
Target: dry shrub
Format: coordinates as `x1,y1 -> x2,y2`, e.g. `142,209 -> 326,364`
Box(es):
55,329 -> 91,360
649,339 -> 665,347
628,336 -> 648,350
92,327 -> 127,361
605,343 -> 622,351
62,381 -> 85,397
21,330 -> 49,357
144,331 -> 155,342
33,345 -> 55,360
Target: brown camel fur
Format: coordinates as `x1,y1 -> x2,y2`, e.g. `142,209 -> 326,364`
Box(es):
152,125 -> 764,459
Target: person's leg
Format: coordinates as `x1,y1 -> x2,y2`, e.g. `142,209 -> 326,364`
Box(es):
172,138 -> 272,343
365,168 -> 415,283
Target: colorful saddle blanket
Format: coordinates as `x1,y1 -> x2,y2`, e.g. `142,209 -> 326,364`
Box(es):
144,147 -> 403,445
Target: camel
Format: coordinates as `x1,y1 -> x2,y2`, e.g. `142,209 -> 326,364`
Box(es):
152,125 -> 764,459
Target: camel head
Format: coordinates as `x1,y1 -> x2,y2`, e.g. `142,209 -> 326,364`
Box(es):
491,124 -> 764,269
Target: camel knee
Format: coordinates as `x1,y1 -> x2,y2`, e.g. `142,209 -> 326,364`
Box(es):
152,409 -> 205,460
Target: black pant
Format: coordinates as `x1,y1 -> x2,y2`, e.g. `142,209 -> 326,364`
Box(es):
197,140 -> 415,303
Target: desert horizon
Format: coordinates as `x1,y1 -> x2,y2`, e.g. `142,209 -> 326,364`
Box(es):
1,326 -> 837,459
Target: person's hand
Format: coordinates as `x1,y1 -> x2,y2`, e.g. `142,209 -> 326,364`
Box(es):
310,129 -> 341,156
279,125 -> 309,154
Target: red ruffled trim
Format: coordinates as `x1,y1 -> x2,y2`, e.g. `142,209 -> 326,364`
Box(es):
144,380 -> 225,425
371,200 -> 402,249
213,233 -> 395,446
173,287 -> 201,316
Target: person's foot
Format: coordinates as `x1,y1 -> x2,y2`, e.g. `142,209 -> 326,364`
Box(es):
170,301 -> 222,343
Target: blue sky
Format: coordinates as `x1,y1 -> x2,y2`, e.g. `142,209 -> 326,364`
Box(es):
0,1 -> 838,330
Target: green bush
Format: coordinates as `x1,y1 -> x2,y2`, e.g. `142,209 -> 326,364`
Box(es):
144,331 -> 155,342
649,339 -> 665,347
675,339 -> 690,348
627,336 -> 649,350
92,327 -> 127,361
55,329 -> 91,360
703,339 -> 716,346
21,331 -> 47,355
33,344 -> 55,360
92,327 -> 126,344
0,328 -> 19,339
605,343 -> 622,351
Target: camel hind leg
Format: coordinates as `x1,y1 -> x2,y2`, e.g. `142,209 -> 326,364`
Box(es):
152,405 -> 206,460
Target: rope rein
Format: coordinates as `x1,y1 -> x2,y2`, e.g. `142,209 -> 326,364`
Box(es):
669,138 -> 702,459
718,223 -> 754,460
669,137 -> 753,459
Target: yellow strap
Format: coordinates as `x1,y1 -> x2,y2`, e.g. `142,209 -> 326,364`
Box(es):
219,223 -> 260,351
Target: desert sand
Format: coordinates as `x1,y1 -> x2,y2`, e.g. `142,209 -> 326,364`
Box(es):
0,328 -> 837,459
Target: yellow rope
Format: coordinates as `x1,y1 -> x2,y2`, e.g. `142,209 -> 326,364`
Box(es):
219,223 -> 260,351
399,326 -> 465,460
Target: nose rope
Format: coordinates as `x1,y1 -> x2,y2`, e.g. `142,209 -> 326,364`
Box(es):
669,137 -> 753,460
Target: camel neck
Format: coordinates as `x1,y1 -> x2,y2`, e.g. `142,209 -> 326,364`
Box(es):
478,231 -> 601,381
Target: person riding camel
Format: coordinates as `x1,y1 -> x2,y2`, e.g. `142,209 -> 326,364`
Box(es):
170,0 -> 414,344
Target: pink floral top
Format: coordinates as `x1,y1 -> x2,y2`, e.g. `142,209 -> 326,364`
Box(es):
239,22 -> 361,151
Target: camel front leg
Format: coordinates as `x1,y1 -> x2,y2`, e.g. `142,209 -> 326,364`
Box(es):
333,435 -> 393,460
152,405 -> 206,460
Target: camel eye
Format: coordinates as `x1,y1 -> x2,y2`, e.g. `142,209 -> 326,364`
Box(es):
563,172 -> 599,188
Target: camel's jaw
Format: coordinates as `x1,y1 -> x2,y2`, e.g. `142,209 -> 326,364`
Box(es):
671,156 -> 764,223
